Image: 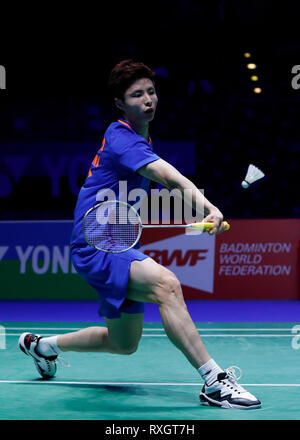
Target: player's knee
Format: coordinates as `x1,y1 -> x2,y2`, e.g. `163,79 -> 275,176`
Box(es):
113,339 -> 140,355
164,273 -> 182,296
155,270 -> 183,306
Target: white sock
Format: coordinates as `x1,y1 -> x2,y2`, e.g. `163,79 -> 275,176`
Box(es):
198,359 -> 223,385
37,336 -> 62,357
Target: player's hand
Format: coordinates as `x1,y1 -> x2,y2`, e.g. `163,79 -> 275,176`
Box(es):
203,209 -> 225,235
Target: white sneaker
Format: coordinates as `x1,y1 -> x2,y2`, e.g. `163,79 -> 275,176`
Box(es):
200,366 -> 261,409
19,333 -> 68,379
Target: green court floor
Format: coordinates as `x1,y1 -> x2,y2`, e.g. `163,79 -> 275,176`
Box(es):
0,322 -> 300,420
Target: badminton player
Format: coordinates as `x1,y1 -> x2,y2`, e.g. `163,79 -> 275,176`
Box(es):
19,60 -> 261,409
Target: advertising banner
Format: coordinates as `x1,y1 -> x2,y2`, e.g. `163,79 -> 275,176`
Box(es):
0,219 -> 299,300
0,221 -> 97,300
141,219 -> 300,300
213,219 -> 300,300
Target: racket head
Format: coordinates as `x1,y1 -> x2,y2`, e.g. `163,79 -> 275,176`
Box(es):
82,200 -> 143,253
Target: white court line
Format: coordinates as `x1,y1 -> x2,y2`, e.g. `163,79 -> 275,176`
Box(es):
0,380 -> 299,387
3,327 -> 84,331
147,328 -> 297,332
142,334 -> 296,337
141,334 -> 295,337
1,333 -> 296,337
1,327 -> 297,331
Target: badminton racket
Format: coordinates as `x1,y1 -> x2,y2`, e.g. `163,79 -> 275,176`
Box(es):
83,200 -> 230,253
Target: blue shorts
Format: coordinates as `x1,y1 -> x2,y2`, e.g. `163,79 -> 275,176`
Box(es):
71,244 -> 148,319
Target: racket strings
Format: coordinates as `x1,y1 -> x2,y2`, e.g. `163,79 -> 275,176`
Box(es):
83,202 -> 141,252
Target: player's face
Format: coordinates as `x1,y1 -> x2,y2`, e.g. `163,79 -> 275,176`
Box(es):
117,78 -> 158,125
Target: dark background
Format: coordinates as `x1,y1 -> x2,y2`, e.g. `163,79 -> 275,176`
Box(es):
0,0 -> 299,221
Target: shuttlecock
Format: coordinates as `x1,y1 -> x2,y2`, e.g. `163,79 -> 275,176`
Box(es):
242,164 -> 265,188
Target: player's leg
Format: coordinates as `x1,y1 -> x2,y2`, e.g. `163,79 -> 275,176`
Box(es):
19,311 -> 143,379
126,257 -> 211,369
56,312 -> 143,355
126,258 -> 261,409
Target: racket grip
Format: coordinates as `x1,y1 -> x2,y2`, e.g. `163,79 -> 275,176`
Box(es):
191,221 -> 230,231
222,221 -> 230,231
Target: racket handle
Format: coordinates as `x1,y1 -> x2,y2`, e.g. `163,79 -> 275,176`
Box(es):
190,221 -> 230,231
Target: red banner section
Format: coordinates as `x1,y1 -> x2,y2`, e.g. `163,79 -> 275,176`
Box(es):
140,219 -> 300,300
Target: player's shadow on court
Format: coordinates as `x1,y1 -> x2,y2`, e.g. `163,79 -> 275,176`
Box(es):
28,379 -> 198,411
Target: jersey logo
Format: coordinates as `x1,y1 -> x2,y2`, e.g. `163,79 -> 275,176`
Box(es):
88,137 -> 106,177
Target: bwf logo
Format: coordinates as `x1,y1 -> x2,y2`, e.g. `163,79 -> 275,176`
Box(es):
0,325 -> 6,349
140,233 -> 215,293
0,65 -> 6,89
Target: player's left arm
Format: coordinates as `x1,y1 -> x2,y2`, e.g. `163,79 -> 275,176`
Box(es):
138,158 -> 226,234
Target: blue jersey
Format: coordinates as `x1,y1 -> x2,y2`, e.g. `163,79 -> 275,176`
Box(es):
70,118 -> 160,249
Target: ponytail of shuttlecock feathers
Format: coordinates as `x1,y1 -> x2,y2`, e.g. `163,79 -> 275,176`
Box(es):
242,164 -> 265,188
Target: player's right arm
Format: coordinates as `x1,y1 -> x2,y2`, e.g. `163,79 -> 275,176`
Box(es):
138,158 -> 226,234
